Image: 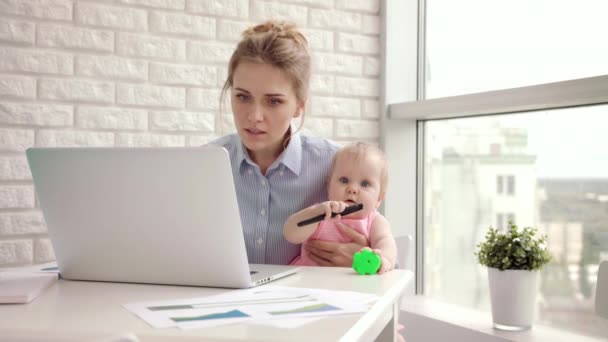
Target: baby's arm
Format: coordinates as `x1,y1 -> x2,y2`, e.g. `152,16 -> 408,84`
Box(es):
284,201 -> 347,244
369,214 -> 397,273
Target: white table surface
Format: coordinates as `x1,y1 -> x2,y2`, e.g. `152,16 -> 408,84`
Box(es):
0,267 -> 412,342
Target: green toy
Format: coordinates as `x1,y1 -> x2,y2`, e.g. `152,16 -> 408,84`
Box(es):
352,249 -> 381,275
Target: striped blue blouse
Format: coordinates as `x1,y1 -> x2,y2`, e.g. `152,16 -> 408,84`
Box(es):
210,132 -> 340,265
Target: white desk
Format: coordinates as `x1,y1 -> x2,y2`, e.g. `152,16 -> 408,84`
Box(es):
1,267 -> 412,342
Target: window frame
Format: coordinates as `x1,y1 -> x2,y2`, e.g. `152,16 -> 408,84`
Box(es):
381,0 -> 608,295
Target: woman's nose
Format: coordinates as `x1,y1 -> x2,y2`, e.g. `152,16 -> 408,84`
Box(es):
248,104 -> 263,122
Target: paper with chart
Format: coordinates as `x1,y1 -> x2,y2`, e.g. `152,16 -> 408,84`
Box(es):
124,286 -> 377,330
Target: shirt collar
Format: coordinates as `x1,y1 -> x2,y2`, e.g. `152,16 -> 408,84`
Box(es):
234,129 -> 302,176
235,135 -> 248,167
279,131 -> 302,175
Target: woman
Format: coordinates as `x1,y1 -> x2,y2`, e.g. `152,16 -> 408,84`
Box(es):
210,20 -> 368,266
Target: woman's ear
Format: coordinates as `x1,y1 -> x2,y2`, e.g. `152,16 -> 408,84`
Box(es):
294,98 -> 307,118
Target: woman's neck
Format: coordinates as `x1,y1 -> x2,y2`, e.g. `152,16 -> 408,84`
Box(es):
249,132 -> 291,175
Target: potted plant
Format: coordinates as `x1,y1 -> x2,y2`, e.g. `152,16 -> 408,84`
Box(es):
475,222 -> 551,331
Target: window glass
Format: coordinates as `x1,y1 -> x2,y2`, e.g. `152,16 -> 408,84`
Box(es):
496,176 -> 503,194
426,0 -> 608,98
507,175 -> 515,195
496,213 -> 504,230
423,106 -> 608,338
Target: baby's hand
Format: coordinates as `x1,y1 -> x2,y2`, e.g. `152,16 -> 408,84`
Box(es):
359,247 -> 394,274
320,201 -> 348,220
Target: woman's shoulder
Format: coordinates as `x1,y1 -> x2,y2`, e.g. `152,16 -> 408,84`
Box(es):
208,134 -> 239,152
299,135 -> 341,156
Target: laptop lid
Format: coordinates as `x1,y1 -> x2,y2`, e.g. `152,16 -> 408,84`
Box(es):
26,146 -> 297,288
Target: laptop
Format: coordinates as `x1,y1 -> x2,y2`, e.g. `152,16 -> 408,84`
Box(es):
26,146 -> 298,288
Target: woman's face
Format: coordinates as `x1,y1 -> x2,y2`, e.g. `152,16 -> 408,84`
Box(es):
231,62 -> 304,161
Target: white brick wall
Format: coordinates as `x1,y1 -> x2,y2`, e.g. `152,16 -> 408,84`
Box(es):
0,157 -> 32,180
0,18 -> 36,45
0,47 -> 74,75
76,3 -> 148,31
0,0 -> 73,21
150,11 -> 215,37
37,24 -> 115,52
0,0 -> 382,267
76,55 -> 148,81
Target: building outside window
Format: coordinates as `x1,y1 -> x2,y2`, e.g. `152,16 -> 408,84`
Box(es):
496,212 -> 516,230
400,0 -> 608,338
506,175 -> 515,195
496,175 -> 516,196
496,175 -> 503,194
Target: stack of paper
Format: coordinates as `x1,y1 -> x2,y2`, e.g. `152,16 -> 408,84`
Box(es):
0,272 -> 58,304
4,261 -> 60,274
124,286 -> 377,330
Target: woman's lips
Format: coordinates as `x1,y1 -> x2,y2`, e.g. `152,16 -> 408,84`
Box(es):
245,128 -> 265,136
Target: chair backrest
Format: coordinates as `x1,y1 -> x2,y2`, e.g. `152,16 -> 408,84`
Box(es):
597,260 -> 608,319
396,234 -> 413,270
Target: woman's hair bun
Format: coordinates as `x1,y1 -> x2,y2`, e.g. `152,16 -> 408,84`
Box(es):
243,20 -> 307,47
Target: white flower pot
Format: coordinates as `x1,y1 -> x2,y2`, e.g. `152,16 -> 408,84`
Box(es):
487,267 -> 538,331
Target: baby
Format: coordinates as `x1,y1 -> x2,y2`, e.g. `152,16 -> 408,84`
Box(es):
283,142 -> 397,273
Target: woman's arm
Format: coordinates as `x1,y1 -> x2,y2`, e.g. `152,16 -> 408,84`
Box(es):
368,214 -> 397,273
283,201 -> 347,244
305,222 -> 369,266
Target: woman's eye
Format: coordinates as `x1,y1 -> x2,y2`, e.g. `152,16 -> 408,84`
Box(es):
361,180 -> 371,188
339,177 -> 349,184
236,94 -> 249,102
267,98 -> 282,106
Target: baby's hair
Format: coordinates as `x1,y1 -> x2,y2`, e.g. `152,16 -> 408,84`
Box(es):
329,142 -> 389,193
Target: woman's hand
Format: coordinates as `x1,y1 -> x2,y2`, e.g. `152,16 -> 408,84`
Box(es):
305,221 -> 369,267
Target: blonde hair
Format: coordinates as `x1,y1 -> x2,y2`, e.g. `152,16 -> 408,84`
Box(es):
221,20 -> 311,109
329,142 -> 389,193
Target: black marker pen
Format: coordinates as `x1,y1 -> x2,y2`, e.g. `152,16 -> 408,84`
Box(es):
297,203 -> 364,227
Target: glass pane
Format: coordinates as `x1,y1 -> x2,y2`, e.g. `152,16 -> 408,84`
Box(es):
423,105 -> 608,338
425,0 -> 608,98
496,175 -> 503,194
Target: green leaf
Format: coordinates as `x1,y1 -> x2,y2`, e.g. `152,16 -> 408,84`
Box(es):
475,223 -> 552,271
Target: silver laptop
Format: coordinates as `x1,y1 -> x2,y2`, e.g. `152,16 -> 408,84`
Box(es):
26,146 -> 298,288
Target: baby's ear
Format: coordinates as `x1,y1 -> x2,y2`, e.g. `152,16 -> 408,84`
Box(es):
375,191 -> 386,208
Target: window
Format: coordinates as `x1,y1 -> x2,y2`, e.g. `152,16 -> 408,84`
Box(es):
496,176 -> 503,194
506,213 -> 515,225
496,212 -> 516,230
496,175 -> 515,196
425,0 -> 608,99
496,213 -> 503,229
384,0 -> 608,338
506,175 -> 515,195
423,108 -> 608,338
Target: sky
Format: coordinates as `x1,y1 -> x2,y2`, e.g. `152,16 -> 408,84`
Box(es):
425,0 -> 608,178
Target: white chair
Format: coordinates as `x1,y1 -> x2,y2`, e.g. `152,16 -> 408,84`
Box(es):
396,234 -> 413,270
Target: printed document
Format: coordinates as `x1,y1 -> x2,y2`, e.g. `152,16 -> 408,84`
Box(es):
124,286 -> 377,330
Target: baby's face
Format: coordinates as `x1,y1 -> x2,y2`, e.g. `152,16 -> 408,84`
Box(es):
328,154 -> 384,219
